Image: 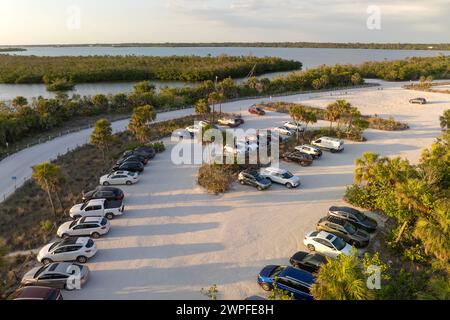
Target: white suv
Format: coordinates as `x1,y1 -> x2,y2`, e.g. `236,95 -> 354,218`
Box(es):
295,145 -> 323,159
303,230 -> 352,258
57,217 -> 110,239
260,167 -> 301,188
284,121 -> 305,132
37,237 -> 98,264
311,137 -> 344,153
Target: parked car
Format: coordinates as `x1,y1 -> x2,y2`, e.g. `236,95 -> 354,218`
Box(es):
111,160 -> 144,173
21,262 -> 89,290
409,97 -> 427,104
272,126 -> 294,136
282,151 -> 314,166
295,145 -> 322,159
317,216 -> 370,248
134,146 -> 156,159
238,170 -> 272,191
8,286 -> 63,300
218,116 -> 244,127
260,167 -> 300,188
257,265 -> 315,300
224,140 -> 258,156
116,154 -> 148,166
69,199 -> 124,220
328,206 -> 377,233
57,217 -> 110,239
100,171 -> 140,186
311,136 -> 344,153
248,105 -> 266,115
303,230 -> 353,258
37,237 -> 97,264
123,148 -> 154,160
82,186 -> 124,202
284,121 -> 305,132
289,251 -> 328,274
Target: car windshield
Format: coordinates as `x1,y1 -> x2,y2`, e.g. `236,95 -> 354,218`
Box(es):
270,266 -> 285,278
69,220 -> 78,228
34,265 -> 49,278
354,211 -> 366,221
252,172 -> 265,181
281,172 -> 293,179
80,202 -> 88,210
344,223 -> 357,235
331,237 -> 346,251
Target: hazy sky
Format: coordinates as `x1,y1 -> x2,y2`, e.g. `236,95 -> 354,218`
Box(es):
0,0 -> 449,45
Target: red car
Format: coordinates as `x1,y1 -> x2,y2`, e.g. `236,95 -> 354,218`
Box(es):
248,105 -> 266,115
8,286 -> 63,300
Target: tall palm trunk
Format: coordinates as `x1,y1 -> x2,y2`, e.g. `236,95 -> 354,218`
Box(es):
44,178 -> 57,219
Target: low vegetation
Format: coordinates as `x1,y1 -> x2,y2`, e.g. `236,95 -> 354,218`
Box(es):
404,78 -> 450,94
0,55 -> 301,84
44,77 -> 75,92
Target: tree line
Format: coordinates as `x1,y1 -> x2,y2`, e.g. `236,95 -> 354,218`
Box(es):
0,65 -> 364,150
0,54 -> 301,84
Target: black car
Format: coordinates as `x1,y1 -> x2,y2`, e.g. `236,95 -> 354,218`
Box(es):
328,206 -> 378,233
112,161 -> 144,173
82,186 -> 124,202
238,170 -> 271,191
282,151 -> 314,166
317,216 -> 370,247
116,154 -> 148,166
134,146 -> 156,159
289,251 -> 328,274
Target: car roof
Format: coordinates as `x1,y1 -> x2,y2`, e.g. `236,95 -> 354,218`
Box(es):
329,206 -> 361,215
80,216 -> 103,224
279,266 -> 316,285
263,167 -> 287,174
12,286 -> 58,299
59,237 -> 89,246
43,262 -> 74,274
315,231 -> 336,241
85,199 -> 105,206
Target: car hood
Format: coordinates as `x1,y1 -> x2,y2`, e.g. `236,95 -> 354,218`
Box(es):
69,203 -> 83,213
288,176 -> 301,184
38,243 -> 53,257
258,178 -> 272,186
57,221 -> 72,235
259,265 -> 278,278
341,243 -> 353,256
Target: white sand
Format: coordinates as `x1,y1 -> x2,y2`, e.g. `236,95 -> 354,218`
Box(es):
56,82 -> 449,299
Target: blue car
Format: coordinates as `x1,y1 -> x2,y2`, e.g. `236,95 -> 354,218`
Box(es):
257,265 -> 316,300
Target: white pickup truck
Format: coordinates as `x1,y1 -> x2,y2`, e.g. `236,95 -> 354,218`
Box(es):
69,199 -> 124,220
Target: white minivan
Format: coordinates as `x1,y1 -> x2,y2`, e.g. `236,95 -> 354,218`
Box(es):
311,136 -> 344,153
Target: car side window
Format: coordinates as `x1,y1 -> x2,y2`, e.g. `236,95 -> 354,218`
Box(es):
321,240 -> 334,248
67,246 -> 82,252
38,274 -> 53,280
93,205 -> 102,210
73,225 -> 86,230
85,206 -> 93,211
54,247 -> 67,253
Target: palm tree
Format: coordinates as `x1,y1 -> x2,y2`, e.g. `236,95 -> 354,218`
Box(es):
413,200 -> 450,262
324,103 -> 341,133
354,152 -> 380,184
195,99 -> 211,120
311,253 -> 373,300
128,105 -> 157,143
303,111 -> 317,136
32,162 -> 66,219
289,105 -> 305,141
90,118 -> 113,162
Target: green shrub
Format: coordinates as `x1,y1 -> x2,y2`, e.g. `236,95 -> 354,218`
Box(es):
198,164 -> 233,194
344,185 -> 377,209
39,220 -> 53,233
148,141 -> 165,153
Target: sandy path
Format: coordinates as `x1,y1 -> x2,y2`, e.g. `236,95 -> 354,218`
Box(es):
62,84 -> 448,299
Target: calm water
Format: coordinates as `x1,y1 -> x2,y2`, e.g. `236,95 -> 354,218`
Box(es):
1,46 -> 449,102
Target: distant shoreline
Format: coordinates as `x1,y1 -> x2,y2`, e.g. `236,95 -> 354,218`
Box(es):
0,48 -> 27,52
2,42 -> 450,51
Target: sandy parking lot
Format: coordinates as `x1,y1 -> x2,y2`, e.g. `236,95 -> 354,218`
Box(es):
61,83 -> 448,300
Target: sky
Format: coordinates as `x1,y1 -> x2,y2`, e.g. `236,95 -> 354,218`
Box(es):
0,0 -> 449,45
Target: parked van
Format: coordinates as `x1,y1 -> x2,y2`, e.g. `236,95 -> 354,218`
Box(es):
311,136 -> 344,153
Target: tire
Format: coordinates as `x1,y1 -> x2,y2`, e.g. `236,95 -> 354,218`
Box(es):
106,213 -> 114,220
125,181 -> 132,185
300,162 -> 308,167
307,244 -> 316,252
91,232 -> 100,239
257,186 -> 263,191
260,282 -> 272,291
286,183 -> 293,189
239,180 -> 245,185
330,149 -> 336,153
76,256 -> 88,264
41,258 -> 53,265
103,181 -> 110,186
64,283 -> 75,291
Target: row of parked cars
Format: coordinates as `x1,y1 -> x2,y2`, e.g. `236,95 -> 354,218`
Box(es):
256,206 -> 378,300
8,146 -> 157,300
